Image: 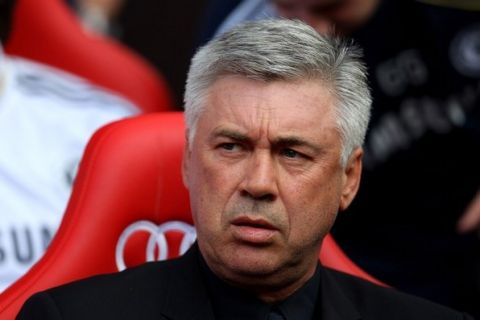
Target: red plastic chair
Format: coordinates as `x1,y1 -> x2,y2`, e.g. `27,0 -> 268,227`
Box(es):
4,0 -> 173,112
0,112 -> 383,319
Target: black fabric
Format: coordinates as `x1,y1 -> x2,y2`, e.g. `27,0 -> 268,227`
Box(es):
199,253 -> 320,320
17,244 -> 473,319
267,308 -> 285,320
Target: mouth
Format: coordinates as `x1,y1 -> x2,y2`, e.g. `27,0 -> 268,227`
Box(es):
230,216 -> 279,245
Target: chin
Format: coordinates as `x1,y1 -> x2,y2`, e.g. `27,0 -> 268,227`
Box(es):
220,244 -> 285,277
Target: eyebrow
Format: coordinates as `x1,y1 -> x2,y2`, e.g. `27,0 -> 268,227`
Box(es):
211,129 -> 252,144
273,136 -> 322,154
211,129 -> 321,153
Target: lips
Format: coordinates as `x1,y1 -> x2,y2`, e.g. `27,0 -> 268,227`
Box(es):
230,216 -> 278,244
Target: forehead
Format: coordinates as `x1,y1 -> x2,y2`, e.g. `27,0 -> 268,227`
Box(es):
197,76 -> 338,140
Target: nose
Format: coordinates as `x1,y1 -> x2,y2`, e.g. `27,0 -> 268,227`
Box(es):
240,151 -> 278,202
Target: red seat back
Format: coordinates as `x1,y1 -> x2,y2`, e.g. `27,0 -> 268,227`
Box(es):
4,0 -> 173,112
0,113 -> 383,319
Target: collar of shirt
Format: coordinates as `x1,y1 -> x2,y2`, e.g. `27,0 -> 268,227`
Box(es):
198,253 -> 321,320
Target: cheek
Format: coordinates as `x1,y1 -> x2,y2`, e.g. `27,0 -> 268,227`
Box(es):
293,194 -> 325,224
288,200 -> 337,249
188,152 -> 238,230
283,175 -> 341,242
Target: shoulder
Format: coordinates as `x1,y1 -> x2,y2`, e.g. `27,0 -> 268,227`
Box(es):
323,267 -> 473,320
52,256 -> 188,300
17,259 -> 184,320
54,258 -> 181,292
7,57 -> 136,112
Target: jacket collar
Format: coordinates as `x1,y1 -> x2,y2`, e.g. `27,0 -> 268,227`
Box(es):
319,266 -> 362,320
156,244 -> 216,320
157,244 -> 362,320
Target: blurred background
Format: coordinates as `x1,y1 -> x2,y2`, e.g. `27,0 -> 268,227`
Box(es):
67,0 -> 210,108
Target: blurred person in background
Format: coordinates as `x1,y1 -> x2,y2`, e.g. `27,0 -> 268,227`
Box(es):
66,0 -> 126,37
0,0 -> 138,291
197,0 -> 480,317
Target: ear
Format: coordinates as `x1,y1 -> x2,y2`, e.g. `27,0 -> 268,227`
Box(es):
339,147 -> 363,211
181,131 -> 191,190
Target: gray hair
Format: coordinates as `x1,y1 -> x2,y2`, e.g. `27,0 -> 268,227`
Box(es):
184,19 -> 371,166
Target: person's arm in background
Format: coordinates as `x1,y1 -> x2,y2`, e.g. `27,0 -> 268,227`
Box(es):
457,190 -> 480,233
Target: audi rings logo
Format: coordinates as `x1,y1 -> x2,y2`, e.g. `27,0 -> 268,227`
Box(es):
115,220 -> 197,271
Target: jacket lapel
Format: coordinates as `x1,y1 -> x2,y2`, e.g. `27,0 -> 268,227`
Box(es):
318,266 -> 362,320
155,246 -> 363,320
155,244 -> 216,320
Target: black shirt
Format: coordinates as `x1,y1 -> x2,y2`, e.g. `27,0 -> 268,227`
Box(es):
199,254 -> 321,320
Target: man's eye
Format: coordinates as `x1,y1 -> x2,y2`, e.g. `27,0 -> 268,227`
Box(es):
220,143 -> 238,151
282,148 -> 300,158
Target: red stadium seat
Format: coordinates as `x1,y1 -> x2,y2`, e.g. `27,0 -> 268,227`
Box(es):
4,0 -> 173,112
0,112 -> 384,318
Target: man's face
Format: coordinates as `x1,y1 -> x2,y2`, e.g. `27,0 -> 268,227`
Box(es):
183,76 -> 362,293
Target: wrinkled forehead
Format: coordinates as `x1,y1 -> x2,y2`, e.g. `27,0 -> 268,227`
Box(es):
201,75 -> 338,116
200,76 -> 339,133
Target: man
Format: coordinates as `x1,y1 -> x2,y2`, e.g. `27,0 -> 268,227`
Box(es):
17,20 -> 472,319
197,0 -> 480,316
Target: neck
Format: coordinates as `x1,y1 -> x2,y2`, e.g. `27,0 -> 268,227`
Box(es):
205,253 -> 319,304
250,264 -> 317,303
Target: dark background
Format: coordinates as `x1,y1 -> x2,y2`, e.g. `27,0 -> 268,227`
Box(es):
117,0 -> 209,108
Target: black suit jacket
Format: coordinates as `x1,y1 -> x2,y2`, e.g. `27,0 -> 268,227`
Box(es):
17,245 -> 473,320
